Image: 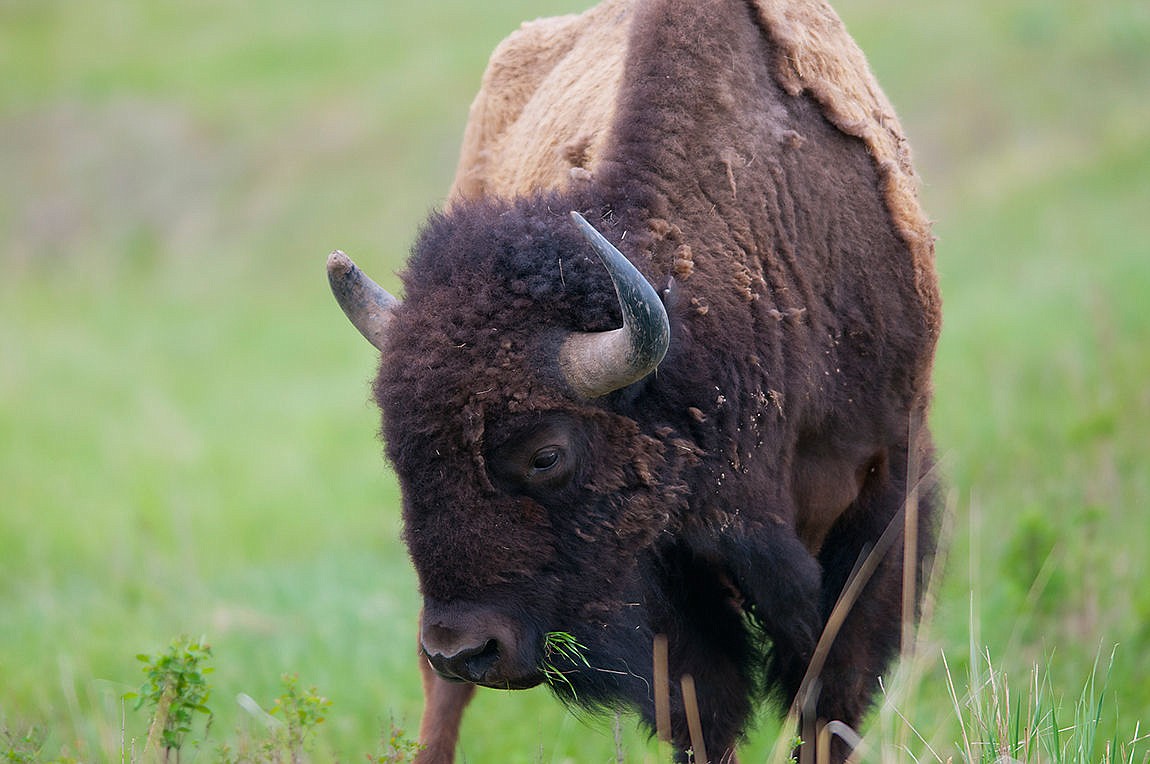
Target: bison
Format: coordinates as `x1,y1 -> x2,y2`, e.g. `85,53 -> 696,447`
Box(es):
327,0 -> 941,761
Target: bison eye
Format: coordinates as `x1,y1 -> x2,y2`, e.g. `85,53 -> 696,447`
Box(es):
530,446 -> 561,474
485,417 -> 579,492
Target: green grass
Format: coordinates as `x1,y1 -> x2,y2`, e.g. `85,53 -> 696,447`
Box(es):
2,0 -> 1149,761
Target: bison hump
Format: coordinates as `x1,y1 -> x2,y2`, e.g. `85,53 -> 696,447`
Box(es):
447,0 -> 939,354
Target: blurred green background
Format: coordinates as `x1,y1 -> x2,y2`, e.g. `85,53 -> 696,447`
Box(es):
2,0 -> 1148,760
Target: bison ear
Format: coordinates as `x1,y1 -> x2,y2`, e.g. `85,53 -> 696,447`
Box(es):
559,212 -> 671,398
326,250 -> 399,352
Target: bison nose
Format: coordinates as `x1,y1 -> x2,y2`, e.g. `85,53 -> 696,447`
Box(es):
421,626 -> 502,683
419,603 -> 542,689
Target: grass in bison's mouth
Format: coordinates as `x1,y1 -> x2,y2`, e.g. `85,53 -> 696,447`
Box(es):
540,631 -> 592,698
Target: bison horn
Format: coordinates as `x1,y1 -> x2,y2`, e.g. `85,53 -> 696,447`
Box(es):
560,212 -> 670,398
326,249 -> 399,351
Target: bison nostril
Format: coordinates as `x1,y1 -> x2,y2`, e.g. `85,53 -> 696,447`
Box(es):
461,639 -> 500,679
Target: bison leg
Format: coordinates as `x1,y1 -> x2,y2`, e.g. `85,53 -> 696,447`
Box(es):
632,544 -> 766,762
413,637 -> 475,764
798,441 -> 939,763
714,525 -> 825,706
659,652 -> 749,764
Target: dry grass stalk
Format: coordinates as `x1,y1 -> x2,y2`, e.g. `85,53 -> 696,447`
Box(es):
681,674 -> 708,764
901,411 -> 925,660
654,633 -> 672,745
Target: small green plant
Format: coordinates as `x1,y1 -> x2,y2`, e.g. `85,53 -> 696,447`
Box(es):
217,673 -> 332,764
269,673 -> 331,763
365,718 -> 424,764
787,735 -> 803,764
2,725 -> 45,763
540,631 -> 591,698
126,636 -> 214,763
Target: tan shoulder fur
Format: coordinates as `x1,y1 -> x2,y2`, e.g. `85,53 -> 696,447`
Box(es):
447,0 -> 633,204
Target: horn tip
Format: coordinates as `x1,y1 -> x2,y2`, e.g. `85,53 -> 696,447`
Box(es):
327,249 -> 352,275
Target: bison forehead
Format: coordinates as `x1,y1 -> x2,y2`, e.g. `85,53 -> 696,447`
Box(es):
399,199 -> 625,328
374,197 -> 641,440
374,290 -> 567,447
373,336 -> 529,490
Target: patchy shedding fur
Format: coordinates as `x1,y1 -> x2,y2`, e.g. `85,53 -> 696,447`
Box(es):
750,0 -> 941,374
371,1 -> 942,762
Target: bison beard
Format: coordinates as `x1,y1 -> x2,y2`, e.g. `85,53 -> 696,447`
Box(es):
328,0 -> 941,762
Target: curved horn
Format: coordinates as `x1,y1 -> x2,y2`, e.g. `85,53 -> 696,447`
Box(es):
559,212 -> 670,398
326,250 -> 399,351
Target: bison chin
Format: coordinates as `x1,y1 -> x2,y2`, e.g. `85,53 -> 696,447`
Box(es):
419,599 -> 546,690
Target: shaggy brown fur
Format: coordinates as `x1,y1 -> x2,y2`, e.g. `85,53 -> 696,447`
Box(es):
367,1 -> 941,762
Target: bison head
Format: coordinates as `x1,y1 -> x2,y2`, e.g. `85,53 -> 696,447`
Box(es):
329,202 -> 683,694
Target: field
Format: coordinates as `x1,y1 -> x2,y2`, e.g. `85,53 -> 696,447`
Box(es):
2,0 -> 1149,760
